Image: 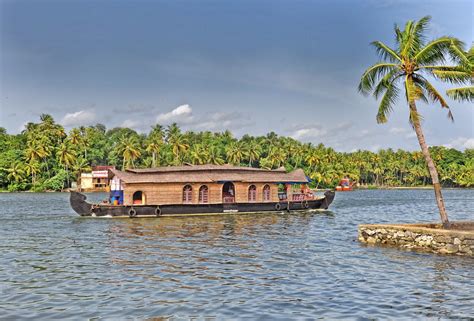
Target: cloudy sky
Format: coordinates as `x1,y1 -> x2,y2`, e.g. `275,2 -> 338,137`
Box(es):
1,0 -> 472,151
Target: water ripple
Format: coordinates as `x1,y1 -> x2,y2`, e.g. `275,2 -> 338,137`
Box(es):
0,190 -> 473,319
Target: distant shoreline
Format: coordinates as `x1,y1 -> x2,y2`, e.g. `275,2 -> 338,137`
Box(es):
2,187 -> 473,193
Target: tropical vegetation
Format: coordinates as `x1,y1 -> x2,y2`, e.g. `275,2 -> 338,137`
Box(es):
0,115 -> 473,193
358,15 -> 473,227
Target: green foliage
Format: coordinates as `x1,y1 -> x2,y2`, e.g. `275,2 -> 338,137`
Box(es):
359,15 -> 466,124
7,182 -> 28,192
0,115 -> 473,191
41,169 -> 68,191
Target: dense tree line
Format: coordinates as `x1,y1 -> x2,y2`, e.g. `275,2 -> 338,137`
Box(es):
0,114 -> 472,192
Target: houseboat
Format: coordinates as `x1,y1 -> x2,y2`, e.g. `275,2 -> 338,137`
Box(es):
70,164 -> 335,218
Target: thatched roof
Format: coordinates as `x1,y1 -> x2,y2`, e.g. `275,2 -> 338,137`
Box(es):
110,164 -> 309,184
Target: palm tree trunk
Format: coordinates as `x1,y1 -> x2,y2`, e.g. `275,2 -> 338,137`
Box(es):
409,101 -> 450,228
66,164 -> 70,188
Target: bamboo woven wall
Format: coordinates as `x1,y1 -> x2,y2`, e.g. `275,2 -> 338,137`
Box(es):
122,182 -> 280,205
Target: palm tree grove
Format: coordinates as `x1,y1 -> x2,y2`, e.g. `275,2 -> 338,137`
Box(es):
1,113 -> 472,193
2,1 -> 474,319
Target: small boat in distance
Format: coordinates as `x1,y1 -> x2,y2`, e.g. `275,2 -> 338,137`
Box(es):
70,164 -> 335,218
336,177 -> 354,192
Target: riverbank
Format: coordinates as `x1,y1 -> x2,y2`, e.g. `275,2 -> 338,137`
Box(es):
359,221 -> 474,256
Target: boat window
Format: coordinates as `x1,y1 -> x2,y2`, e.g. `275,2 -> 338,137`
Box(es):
199,185 -> 209,203
183,185 -> 193,203
133,191 -> 144,205
248,185 -> 257,202
263,185 -> 271,202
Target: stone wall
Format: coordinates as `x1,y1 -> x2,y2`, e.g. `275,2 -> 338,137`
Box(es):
358,222 -> 474,256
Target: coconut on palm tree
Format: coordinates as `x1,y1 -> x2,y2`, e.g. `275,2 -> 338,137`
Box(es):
359,16 -> 465,228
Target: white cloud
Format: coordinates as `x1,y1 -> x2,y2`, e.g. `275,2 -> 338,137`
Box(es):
291,126 -> 327,140
156,104 -> 193,123
389,127 -> 417,139
18,121 -> 29,132
193,111 -> 253,131
120,119 -> 141,130
369,145 -> 381,152
61,110 -> 96,126
389,127 -> 408,134
444,137 -> 474,150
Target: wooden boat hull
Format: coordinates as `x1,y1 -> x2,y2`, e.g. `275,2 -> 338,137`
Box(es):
336,186 -> 353,191
70,191 -> 336,218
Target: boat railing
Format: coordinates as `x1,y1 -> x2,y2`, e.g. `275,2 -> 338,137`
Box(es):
292,193 -> 305,201
278,192 -> 287,201
223,196 -> 235,203
279,192 -> 315,201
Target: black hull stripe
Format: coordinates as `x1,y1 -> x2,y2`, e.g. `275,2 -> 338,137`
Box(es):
70,191 -> 336,217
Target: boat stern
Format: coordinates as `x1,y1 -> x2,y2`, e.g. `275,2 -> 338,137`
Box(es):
322,190 -> 336,209
70,191 -> 93,216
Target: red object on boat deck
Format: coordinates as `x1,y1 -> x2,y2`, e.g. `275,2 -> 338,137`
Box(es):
336,178 -> 353,191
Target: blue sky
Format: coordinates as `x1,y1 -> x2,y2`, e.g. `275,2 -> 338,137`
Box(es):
1,0 -> 472,151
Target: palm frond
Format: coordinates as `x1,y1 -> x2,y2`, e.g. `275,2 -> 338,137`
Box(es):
416,76 -> 449,107
413,16 -> 431,44
376,82 -> 399,124
373,70 -> 403,99
446,86 -> 474,102
448,41 -> 470,66
415,37 -> 459,65
468,45 -> 474,63
400,19 -> 425,58
371,41 -> 402,62
394,24 -> 403,49
429,67 -> 472,84
359,63 -> 398,95
413,75 -> 454,121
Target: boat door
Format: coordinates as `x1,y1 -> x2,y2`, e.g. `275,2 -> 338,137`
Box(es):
222,182 -> 235,203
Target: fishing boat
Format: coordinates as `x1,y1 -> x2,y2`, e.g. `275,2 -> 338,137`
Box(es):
336,177 -> 354,191
70,164 -> 335,218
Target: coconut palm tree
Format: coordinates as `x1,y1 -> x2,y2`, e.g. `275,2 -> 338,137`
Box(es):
115,135 -> 142,169
146,142 -> 162,167
25,141 -> 47,163
165,123 -> 181,143
189,144 -> 206,165
207,145 -> 225,165
57,141 -> 77,187
359,16 -> 463,227
169,135 -> 189,165
7,163 -> 25,183
24,161 -> 40,184
72,157 -> 91,187
246,141 -> 262,167
226,142 -> 246,165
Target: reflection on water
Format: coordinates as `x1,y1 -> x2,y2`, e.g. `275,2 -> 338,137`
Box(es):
0,190 -> 473,319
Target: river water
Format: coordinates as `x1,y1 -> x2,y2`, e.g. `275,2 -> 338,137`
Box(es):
0,189 -> 473,319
